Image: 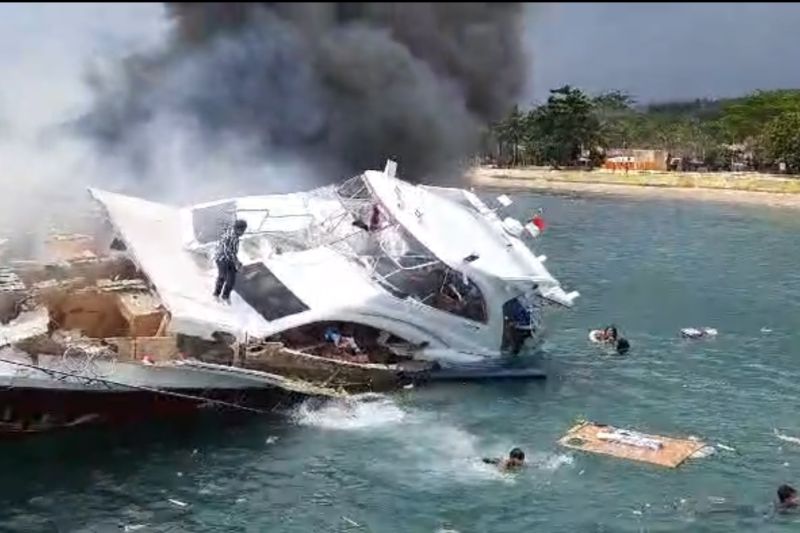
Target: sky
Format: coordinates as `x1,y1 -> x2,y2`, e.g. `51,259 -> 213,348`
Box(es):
1,2 -> 799,131
524,2 -> 800,105
0,2 -> 796,245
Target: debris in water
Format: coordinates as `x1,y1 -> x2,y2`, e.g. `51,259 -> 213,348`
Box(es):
716,443 -> 736,453
690,446 -> 716,459
236,497 -> 247,504
559,421 -> 706,468
774,429 -> 800,445
176,472 -> 183,477
680,327 -> 717,339
760,327 -> 772,333
168,499 -> 188,508
403,383 -> 414,390
123,525 -> 147,532
266,436 -> 279,445
342,516 -> 360,527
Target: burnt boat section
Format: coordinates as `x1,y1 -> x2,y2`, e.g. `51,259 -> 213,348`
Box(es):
0,160 -> 579,435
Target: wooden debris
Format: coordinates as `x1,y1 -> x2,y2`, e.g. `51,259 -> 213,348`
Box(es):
116,292 -> 165,337
559,421 -> 706,468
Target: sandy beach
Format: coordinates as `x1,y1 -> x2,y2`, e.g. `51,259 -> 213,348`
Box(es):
470,167 -> 800,209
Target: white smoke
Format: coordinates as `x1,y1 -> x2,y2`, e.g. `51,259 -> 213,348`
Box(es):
0,4 -> 320,258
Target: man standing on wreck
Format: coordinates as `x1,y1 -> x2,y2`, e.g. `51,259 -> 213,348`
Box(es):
213,219 -> 248,304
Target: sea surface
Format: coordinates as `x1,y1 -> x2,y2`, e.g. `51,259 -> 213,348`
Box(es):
2,192 -> 800,532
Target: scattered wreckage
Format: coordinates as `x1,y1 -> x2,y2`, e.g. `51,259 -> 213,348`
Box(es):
559,421 -> 711,468
0,160 -> 577,434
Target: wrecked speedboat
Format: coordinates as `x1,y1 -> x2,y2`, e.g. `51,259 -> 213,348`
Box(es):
89,159 -> 578,368
0,159 -> 578,433
0,244 -> 342,435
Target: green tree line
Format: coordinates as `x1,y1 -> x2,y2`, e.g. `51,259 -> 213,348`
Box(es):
485,85 -> 800,173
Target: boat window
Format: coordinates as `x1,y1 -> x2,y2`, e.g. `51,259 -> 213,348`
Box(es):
335,175 -> 372,200
372,252 -> 487,323
192,201 -> 237,244
332,177 -> 487,323
235,263 -> 309,321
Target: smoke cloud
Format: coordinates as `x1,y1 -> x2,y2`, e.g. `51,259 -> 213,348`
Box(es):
80,2 -> 527,185
0,3 -> 168,258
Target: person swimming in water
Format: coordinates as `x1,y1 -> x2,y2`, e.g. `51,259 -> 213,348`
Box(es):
615,337 -> 630,355
589,325 -> 630,355
482,447 -> 525,471
589,325 -> 618,344
777,484 -> 798,512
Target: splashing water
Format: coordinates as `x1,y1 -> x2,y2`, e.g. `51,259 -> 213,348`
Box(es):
291,393 -> 573,487
291,394 -> 407,431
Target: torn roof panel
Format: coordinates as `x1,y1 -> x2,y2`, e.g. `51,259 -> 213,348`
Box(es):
364,173 -> 574,305
89,188 -> 388,340
89,188 -> 272,339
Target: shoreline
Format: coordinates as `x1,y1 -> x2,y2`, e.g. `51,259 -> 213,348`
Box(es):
469,167 -> 800,209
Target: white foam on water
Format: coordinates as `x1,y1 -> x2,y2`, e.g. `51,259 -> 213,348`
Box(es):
291,394 -> 407,430
774,429 -> 800,445
532,452 -> 574,471
292,394 -> 572,486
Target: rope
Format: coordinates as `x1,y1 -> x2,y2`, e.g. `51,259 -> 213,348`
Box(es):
0,355 -> 271,415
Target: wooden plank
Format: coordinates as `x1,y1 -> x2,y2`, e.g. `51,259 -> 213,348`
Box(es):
558,422 -> 706,468
116,292 -> 164,337
104,336 -> 178,362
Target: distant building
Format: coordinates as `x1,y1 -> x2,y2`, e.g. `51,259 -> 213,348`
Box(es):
603,149 -> 669,171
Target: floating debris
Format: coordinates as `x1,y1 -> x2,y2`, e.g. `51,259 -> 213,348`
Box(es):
680,327 -> 717,339
265,436 -> 279,445
559,421 -> 707,468
167,499 -> 188,508
690,446 -> 716,459
342,516 -> 360,527
774,429 -> 800,445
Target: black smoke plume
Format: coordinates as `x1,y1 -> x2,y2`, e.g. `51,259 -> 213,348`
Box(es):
81,3 -> 526,186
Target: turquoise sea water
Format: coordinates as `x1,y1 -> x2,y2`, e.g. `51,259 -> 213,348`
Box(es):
1,192 -> 800,532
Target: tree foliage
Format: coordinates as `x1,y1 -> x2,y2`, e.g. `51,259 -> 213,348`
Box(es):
761,112 -> 800,173
487,87 -> 800,173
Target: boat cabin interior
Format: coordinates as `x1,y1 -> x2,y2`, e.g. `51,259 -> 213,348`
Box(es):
265,321 -> 421,365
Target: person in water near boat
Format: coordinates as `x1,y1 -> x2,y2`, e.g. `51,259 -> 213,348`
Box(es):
589,325 -> 630,355
589,325 -> 618,344
213,219 -> 247,304
482,448 -> 526,471
777,484 -> 798,512
615,337 -> 630,355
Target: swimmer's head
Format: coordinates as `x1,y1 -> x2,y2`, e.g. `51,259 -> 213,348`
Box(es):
508,447 -> 525,467
778,484 -> 798,505
234,219 -> 248,235
616,338 -> 630,355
